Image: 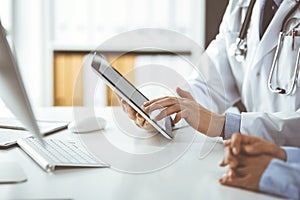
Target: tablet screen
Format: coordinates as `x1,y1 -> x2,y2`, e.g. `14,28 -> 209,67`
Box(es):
91,53 -> 173,139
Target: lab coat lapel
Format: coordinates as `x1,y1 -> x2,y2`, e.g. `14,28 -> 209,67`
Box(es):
237,0 -> 251,7
252,0 -> 297,66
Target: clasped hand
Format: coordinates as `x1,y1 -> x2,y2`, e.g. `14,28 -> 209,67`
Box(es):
219,133 -> 286,191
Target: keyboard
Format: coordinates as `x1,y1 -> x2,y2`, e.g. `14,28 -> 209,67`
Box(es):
17,137 -> 109,172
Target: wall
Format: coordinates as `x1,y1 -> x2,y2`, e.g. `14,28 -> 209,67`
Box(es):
12,0 -> 48,106
205,0 -> 228,47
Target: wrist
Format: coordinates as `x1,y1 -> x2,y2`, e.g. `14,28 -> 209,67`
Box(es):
206,113 -> 225,137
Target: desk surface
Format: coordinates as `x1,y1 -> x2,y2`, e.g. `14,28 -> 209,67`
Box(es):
0,107 -> 280,200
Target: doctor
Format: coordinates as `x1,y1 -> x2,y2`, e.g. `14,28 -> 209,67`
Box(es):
121,0 -> 300,146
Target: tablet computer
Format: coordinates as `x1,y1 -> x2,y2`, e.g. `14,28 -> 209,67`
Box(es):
91,52 -> 173,139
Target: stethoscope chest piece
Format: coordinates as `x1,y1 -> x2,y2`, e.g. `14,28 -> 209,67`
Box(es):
229,38 -> 248,62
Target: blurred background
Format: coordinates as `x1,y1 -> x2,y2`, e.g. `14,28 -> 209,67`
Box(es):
0,0 -> 227,107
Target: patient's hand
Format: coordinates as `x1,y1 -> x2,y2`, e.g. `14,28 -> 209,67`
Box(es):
219,133 -> 286,168
219,153 -> 273,191
219,133 -> 287,191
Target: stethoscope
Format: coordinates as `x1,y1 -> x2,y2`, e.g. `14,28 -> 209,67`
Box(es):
230,0 -> 300,95
229,0 -> 256,62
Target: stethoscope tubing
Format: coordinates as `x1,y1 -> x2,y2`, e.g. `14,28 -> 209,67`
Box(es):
239,0 -> 257,40
281,0 -> 300,32
268,0 -> 300,95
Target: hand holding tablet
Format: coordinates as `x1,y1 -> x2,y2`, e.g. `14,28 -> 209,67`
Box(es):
119,97 -> 155,131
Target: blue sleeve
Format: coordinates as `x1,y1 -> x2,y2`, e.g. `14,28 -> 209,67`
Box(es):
224,113 -> 241,139
259,159 -> 300,199
281,146 -> 300,163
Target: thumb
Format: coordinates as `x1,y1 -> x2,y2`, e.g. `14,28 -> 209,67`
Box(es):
176,87 -> 194,100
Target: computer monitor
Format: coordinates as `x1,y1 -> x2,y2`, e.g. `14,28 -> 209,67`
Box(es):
0,21 -> 43,142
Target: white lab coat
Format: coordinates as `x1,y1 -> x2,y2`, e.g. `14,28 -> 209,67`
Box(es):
189,0 -> 300,146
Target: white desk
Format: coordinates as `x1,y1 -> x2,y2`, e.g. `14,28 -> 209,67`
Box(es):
0,107 -> 281,200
